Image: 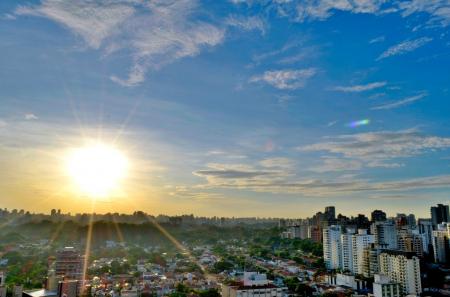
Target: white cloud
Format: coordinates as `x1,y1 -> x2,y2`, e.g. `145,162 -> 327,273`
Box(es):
3,13 -> 17,20
249,68 -> 317,90
299,129 -> 450,165
259,157 -> 294,169
327,120 -> 338,127
399,0 -> 450,27
16,0 -> 135,49
225,15 -> 266,34
371,93 -> 427,110
233,0 -> 450,29
309,157 -> 362,173
0,119 -> 7,128
369,35 -> 385,43
24,113 -> 38,120
377,37 -> 433,60
16,0 -> 225,87
193,160 -> 450,196
294,0 -> 386,22
333,81 -> 387,92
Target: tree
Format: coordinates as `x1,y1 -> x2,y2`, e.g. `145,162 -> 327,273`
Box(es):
198,289 -> 220,297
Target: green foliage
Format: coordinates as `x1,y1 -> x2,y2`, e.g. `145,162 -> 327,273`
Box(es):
168,283 -> 191,297
212,260 -> 234,273
198,288 -> 220,297
284,277 -> 314,297
321,292 -> 339,297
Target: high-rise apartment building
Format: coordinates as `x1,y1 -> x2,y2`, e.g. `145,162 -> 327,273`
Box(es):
325,206 -> 336,221
340,228 -> 355,272
371,220 -> 398,249
378,250 -> 422,296
431,204 -> 449,229
351,229 -> 375,275
373,274 -> 401,297
418,218 -> 433,254
432,222 -> 450,263
361,243 -> 381,278
55,247 -> 84,281
323,225 -> 342,270
397,229 -> 424,257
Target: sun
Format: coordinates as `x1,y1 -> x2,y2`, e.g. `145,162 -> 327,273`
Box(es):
65,143 -> 128,198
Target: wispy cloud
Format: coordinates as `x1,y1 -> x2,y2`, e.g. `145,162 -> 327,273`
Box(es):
299,129 -> 450,167
327,120 -> 338,127
24,113 -> 38,120
371,93 -> 427,110
309,157 -> 362,173
398,0 -> 450,27
16,1 -> 135,49
333,81 -> 387,92
377,37 -> 433,60
16,0 -> 225,87
251,39 -> 305,63
293,0 -> 387,22
193,160 -> 450,196
225,15 -> 266,35
369,35 -> 385,44
231,0 -> 450,30
249,68 -> 317,90
2,13 -> 17,20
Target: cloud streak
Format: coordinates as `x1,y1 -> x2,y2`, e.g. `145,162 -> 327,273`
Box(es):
377,37 -> 433,60
299,129 -> 450,167
193,161 -> 450,196
333,81 -> 387,92
249,68 -> 317,90
371,93 -> 427,110
225,15 -> 266,34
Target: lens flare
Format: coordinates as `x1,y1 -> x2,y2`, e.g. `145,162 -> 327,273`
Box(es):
347,119 -> 370,128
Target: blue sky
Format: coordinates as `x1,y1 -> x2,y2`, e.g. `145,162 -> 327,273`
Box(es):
1,0 -> 450,217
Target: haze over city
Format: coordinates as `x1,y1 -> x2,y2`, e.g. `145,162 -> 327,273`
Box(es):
1,0 -> 450,218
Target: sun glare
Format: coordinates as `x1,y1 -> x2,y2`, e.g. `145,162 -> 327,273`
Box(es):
66,143 -> 128,198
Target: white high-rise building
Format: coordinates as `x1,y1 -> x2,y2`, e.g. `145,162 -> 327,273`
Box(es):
371,221 -> 398,249
379,251 -> 422,296
340,227 -> 356,272
352,229 -> 375,275
373,274 -> 401,297
323,225 -> 342,270
418,218 -> 433,254
432,222 -> 450,263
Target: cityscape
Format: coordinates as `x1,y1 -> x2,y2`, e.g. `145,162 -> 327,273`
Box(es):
2,1 -> 450,297
1,204 -> 450,297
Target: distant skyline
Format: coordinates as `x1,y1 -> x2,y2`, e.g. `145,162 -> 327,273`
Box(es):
1,1 -> 450,218
0,204 -> 444,220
